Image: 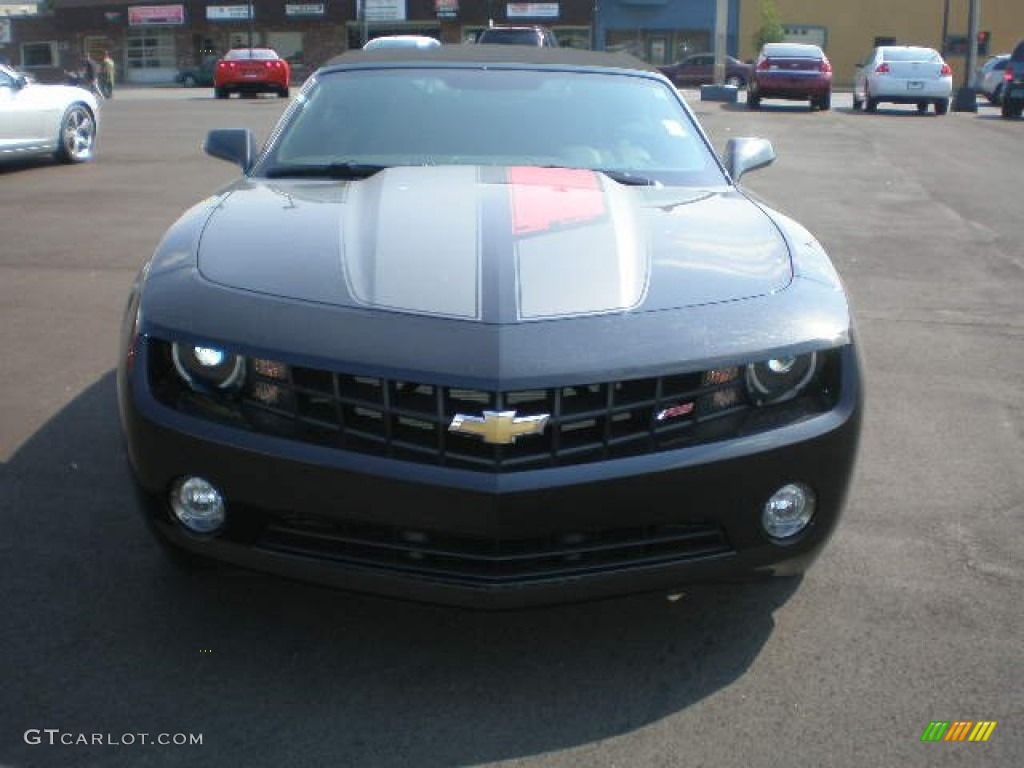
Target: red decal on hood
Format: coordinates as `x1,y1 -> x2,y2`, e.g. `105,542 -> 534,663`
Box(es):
508,167 -> 607,237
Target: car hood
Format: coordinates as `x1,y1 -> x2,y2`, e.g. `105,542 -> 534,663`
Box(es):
197,166 -> 791,324
24,82 -> 97,109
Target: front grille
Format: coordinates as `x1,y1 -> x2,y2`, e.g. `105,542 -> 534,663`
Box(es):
257,513 -> 732,586
150,341 -> 837,473
240,365 -> 754,471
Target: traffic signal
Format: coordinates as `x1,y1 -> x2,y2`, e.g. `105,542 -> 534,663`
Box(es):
977,30 -> 990,56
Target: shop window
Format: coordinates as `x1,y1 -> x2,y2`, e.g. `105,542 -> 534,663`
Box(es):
126,28 -> 175,70
555,27 -> 592,50
20,41 -> 57,68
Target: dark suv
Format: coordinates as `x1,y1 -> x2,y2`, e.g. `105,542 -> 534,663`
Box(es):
1001,40 -> 1024,118
475,25 -> 559,47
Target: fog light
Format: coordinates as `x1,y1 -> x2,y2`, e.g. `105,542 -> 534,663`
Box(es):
170,476 -> 226,534
762,483 -> 815,540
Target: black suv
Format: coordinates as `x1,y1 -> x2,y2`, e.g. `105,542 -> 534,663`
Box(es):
475,25 -> 559,47
1002,39 -> 1024,118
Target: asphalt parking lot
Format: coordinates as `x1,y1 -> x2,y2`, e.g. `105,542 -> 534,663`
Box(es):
0,86 -> 1021,767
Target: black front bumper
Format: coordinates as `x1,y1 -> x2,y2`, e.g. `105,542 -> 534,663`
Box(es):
118,346 -> 862,610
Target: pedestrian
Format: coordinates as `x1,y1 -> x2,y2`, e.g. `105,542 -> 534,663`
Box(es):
79,53 -> 102,98
100,50 -> 116,98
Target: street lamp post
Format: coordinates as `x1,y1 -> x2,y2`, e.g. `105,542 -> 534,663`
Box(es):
712,0 -> 728,85
952,0 -> 980,112
941,0 -> 951,56
247,0 -> 254,48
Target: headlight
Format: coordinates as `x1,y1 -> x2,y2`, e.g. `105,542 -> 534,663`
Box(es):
745,352 -> 818,405
171,342 -> 246,392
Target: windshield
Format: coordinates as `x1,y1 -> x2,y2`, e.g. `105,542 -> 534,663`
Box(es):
882,48 -> 941,63
225,48 -> 279,61
255,67 -> 727,187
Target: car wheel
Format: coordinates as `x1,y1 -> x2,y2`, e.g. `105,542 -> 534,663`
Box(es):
916,102 -> 929,114
278,87 -> 290,99
1002,98 -> 1024,118
934,98 -> 949,116
54,104 -> 96,164
747,93 -> 761,109
182,74 -> 197,88
866,95 -> 879,113
214,87 -> 228,100
818,91 -> 831,111
852,93 -> 863,110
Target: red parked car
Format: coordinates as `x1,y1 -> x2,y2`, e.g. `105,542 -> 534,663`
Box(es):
747,42 -> 832,111
658,54 -> 753,88
214,48 -> 290,100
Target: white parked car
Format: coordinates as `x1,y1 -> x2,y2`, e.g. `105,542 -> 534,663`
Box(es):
853,45 -> 953,115
363,35 -> 441,51
0,63 -> 100,163
973,53 -> 1010,104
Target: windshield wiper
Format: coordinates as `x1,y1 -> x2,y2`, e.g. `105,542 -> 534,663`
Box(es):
595,169 -> 660,187
263,162 -> 389,179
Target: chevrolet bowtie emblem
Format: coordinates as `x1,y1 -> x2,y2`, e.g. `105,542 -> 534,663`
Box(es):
448,410 -> 550,445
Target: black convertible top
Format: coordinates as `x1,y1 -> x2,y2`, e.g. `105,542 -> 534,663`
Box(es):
323,45 -> 658,74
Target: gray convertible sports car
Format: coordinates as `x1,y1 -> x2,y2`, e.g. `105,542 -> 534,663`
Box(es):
117,47 -> 862,608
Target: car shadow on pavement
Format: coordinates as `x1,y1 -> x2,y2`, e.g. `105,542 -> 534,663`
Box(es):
717,101 -> 822,114
0,372 -> 801,768
0,156 -> 77,175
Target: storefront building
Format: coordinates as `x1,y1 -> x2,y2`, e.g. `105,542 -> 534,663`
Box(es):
3,1 -> 1022,86
2,1 -> 747,83
1,1 -> 599,83
596,0 -> 741,66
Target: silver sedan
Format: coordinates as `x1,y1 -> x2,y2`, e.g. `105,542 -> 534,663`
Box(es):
0,63 -> 100,163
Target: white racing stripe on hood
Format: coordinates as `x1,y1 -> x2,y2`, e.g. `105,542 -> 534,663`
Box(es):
343,166 -> 482,319
515,172 -> 648,319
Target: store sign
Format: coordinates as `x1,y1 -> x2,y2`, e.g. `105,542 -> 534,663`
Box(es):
435,0 -> 458,19
285,3 -> 325,16
207,5 -> 252,21
128,5 -> 185,26
359,0 -> 406,22
507,2 -> 559,19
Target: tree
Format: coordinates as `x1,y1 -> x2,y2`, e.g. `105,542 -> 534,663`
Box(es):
752,0 -> 785,51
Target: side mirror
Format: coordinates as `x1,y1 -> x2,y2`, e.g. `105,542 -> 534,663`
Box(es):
723,137 -> 776,182
204,128 -> 257,172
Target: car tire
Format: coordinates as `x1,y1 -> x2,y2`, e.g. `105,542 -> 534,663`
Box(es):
278,87 -> 290,99
1002,98 -> 1024,118
934,98 -> 949,115
214,87 -> 228,100
866,96 -> 879,113
182,74 -> 197,88
818,91 -> 831,111
54,103 -> 96,164
916,102 -> 929,114
747,93 -> 761,109
852,93 -> 863,110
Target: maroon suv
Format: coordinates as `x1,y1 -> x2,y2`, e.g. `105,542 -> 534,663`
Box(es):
748,42 -> 832,111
